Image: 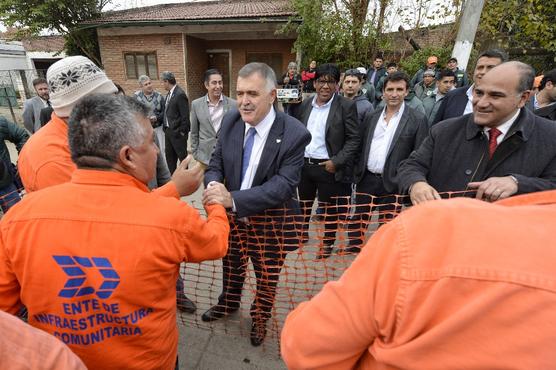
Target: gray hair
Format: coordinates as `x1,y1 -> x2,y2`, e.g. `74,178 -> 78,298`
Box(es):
238,62 -> 276,92
138,75 -> 150,86
287,61 -> 297,70
509,61 -> 535,93
68,94 -> 149,168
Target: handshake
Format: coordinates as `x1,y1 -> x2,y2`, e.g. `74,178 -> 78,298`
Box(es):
168,155 -> 232,208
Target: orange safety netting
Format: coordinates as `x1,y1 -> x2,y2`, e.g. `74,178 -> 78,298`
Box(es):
176,190 -> 478,350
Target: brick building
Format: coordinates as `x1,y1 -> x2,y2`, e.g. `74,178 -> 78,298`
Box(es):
85,0 -> 298,100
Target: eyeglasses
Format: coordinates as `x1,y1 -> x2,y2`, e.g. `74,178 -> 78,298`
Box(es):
316,79 -> 337,86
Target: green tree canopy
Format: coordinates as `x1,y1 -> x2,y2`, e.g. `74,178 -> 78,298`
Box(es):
0,0 -> 110,65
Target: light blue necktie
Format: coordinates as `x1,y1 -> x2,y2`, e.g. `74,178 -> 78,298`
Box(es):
241,127 -> 257,182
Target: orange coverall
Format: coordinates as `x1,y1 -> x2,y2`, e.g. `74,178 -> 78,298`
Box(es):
0,169 -> 229,370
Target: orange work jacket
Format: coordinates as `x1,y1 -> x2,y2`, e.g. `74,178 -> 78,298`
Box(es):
282,191 -> 556,369
0,169 -> 229,370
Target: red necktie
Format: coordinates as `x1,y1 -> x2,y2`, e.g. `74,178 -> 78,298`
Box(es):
488,127 -> 502,159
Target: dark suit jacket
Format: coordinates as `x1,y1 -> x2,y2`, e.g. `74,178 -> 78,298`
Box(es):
164,85 -> 190,135
205,109 -> 311,220
354,106 -> 428,193
397,108 -> 556,195
535,104 -> 556,121
293,94 -> 360,181
431,85 -> 470,125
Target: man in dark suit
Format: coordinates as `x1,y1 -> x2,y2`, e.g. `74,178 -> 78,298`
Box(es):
293,63 -> 360,259
347,72 -> 428,253
398,61 -> 556,205
432,49 -> 508,125
202,62 -> 311,346
161,71 -> 190,173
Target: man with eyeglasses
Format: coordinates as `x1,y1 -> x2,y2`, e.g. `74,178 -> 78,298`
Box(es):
293,63 -> 360,259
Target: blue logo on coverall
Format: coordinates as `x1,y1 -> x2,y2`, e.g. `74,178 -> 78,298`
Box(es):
53,256 -> 120,299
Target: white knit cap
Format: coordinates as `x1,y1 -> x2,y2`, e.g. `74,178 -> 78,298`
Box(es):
47,56 -> 117,117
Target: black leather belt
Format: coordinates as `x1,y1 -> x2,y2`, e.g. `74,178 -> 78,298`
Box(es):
366,170 -> 383,178
304,157 -> 328,165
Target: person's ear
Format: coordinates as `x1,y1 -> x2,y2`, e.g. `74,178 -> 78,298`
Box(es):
517,90 -> 531,108
118,145 -> 136,171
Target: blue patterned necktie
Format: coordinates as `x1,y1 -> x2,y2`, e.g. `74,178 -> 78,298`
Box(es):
241,127 -> 257,182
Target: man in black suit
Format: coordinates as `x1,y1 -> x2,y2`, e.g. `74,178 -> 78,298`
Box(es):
432,49 -> 508,125
398,61 -> 556,205
532,69 -> 556,118
293,63 -> 360,259
347,72 -> 428,253
202,63 -> 311,346
161,71 -> 190,173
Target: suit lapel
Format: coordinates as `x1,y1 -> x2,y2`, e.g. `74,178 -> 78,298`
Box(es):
252,114 -> 284,186
325,95 -> 340,134
230,118 -> 245,190
363,112 -> 381,165
200,96 -> 216,135
386,108 -> 409,159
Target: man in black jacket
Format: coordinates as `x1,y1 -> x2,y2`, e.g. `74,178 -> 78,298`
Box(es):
399,61 -> 556,205
0,116 -> 29,213
432,49 -> 508,125
161,71 -> 190,173
346,72 -> 428,253
293,63 -> 360,258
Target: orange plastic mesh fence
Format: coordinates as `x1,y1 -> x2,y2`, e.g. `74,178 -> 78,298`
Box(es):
176,191 -> 477,350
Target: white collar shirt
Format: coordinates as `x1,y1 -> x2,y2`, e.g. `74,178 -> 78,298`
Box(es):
206,94 -> 225,133
464,84 -> 474,115
240,107 -> 276,190
304,94 -> 335,159
367,102 -> 406,174
483,109 -> 520,145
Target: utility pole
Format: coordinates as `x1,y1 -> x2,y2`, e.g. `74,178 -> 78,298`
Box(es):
451,0 -> 485,71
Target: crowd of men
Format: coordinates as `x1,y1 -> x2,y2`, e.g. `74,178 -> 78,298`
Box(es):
0,47 -> 555,369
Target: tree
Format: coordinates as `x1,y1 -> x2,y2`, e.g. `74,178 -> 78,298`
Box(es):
282,0 -> 393,68
478,0 -> 556,62
0,0 -> 110,65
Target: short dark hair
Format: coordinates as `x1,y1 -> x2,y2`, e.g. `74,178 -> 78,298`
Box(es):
438,69 -> 457,80
32,77 -> 47,87
448,57 -> 458,63
383,71 -> 410,91
477,49 -> 509,63
315,63 -> 340,83
344,69 -> 362,81
161,71 -> 176,85
204,68 -> 222,84
539,69 -> 556,91
386,62 -> 397,69
374,55 -> 384,61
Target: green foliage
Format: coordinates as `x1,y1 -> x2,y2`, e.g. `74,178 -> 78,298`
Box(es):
0,0 -> 109,65
398,46 -> 452,77
479,0 -> 556,60
282,0 -> 391,69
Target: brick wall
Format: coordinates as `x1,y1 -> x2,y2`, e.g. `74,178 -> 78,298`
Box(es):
98,33 -> 185,96
99,32 -> 296,102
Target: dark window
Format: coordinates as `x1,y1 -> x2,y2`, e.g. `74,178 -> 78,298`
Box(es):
246,53 -> 283,80
124,52 -> 158,80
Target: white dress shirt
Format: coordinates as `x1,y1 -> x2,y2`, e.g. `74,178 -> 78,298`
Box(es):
240,107 -> 276,190
207,94 -> 225,133
304,94 -> 335,159
367,102 -> 406,174
484,109 -> 520,144
464,85 -> 474,115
